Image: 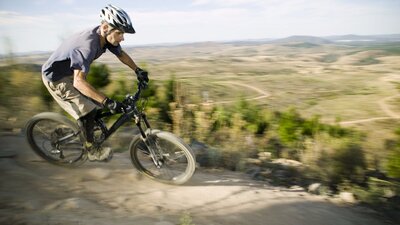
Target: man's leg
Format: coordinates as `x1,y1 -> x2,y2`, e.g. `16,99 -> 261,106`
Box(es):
42,75 -> 112,161
77,109 -> 97,144
77,110 -> 112,161
42,75 -> 98,120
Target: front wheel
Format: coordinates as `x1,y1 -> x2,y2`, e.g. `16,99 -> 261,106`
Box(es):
130,130 -> 196,185
25,112 -> 87,166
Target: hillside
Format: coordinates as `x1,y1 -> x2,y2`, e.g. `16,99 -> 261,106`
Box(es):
2,36 -> 400,128
1,34 -> 400,224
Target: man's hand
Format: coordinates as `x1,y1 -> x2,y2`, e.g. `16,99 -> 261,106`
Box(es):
103,97 -> 125,114
135,67 -> 149,83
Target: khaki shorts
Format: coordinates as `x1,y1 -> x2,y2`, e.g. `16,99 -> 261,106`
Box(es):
42,75 -> 99,120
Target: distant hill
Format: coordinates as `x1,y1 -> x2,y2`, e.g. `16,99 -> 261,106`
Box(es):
223,38 -> 275,46
268,35 -> 332,45
2,34 -> 400,57
325,34 -> 400,43
222,34 -> 400,46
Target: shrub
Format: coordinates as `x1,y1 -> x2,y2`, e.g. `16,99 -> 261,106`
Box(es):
386,149 -> 400,179
315,139 -> 366,188
211,106 -> 232,131
87,63 -> 110,89
265,137 -> 284,158
277,108 -> 303,145
196,147 -> 222,168
331,142 -> 366,184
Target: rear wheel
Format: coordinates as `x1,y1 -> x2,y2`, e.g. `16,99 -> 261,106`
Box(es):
25,112 -> 86,166
130,130 -> 196,185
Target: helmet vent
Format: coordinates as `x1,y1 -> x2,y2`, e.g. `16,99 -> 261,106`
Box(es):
116,14 -> 123,23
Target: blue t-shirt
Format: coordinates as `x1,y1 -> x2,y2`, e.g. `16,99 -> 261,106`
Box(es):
42,26 -> 122,82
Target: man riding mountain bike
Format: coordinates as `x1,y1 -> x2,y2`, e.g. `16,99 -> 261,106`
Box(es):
42,4 -> 149,161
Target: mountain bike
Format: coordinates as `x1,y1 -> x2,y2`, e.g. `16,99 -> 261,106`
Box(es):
25,80 -> 196,185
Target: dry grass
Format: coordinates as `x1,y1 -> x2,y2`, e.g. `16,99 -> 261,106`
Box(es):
117,42 -> 400,165
3,41 -> 400,162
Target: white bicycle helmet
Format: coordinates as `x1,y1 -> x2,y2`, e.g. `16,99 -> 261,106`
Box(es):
100,4 -> 135,34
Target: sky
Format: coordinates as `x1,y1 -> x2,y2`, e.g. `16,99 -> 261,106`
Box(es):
1,0 -> 399,54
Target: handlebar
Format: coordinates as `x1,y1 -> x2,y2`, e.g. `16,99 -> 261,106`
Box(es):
97,80 -> 148,118
123,80 -> 148,110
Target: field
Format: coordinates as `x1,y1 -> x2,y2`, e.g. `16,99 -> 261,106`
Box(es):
96,39 -> 400,161
2,38 -> 400,163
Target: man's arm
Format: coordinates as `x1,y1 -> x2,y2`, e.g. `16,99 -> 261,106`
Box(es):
117,50 -> 149,83
73,69 -> 106,104
117,50 -> 138,70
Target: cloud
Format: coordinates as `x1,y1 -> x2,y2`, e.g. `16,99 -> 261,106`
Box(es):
189,0 -> 398,18
60,0 -> 75,4
133,8 -> 247,27
0,10 -> 98,29
191,0 -> 280,7
32,0 -> 75,6
128,7 -> 254,44
127,0 -> 400,44
0,10 -> 99,53
1,0 -> 399,54
0,11 -> 50,26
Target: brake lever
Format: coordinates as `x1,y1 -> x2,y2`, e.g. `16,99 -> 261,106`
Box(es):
139,81 -> 148,89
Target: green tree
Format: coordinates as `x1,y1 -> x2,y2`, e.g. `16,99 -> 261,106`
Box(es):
211,106 -> 232,131
38,80 -> 53,109
165,74 -> 176,103
386,128 -> 400,179
110,79 -> 129,102
234,97 -> 268,135
157,75 -> 176,124
0,69 -> 11,106
277,108 -> 303,145
87,63 -> 110,89
301,115 -> 321,137
386,148 -> 400,179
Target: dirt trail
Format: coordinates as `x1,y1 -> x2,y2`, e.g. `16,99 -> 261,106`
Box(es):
379,94 -> 400,119
339,73 -> 400,125
203,81 -> 270,105
209,80 -> 400,126
0,135 -> 390,225
339,94 -> 400,126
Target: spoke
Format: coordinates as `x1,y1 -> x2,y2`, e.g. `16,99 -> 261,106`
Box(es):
34,123 -> 53,140
131,131 -> 195,184
27,116 -> 86,166
166,151 -> 186,162
152,141 -> 184,180
159,163 -> 176,180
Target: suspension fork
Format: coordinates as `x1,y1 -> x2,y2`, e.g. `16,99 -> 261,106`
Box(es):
135,113 -> 163,168
136,113 -> 151,138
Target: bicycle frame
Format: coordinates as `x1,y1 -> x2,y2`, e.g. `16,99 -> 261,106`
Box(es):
90,81 -> 151,148
93,94 -> 165,168
94,109 -> 150,146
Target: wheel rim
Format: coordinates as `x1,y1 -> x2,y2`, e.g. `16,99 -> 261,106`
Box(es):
133,135 -> 192,183
30,119 -> 84,164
